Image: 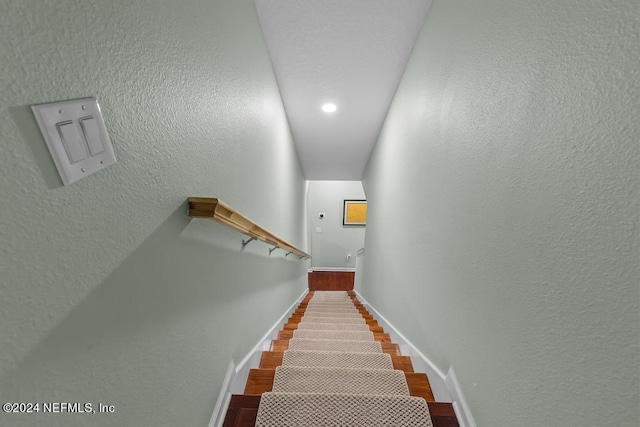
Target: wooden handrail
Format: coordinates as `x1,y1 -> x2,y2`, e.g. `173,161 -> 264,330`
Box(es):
188,197 -> 310,259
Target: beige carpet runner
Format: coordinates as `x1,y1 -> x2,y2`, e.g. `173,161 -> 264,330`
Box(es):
288,338 -> 383,353
254,291 -> 434,426
304,309 -> 362,319
282,350 -> 394,370
296,322 -> 371,331
303,308 -> 362,315
306,300 -> 359,306
255,393 -> 433,427
272,366 -> 410,395
301,315 -> 366,323
292,329 -> 375,341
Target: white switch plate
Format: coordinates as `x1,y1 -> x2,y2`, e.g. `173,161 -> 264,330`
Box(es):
31,97 -> 116,185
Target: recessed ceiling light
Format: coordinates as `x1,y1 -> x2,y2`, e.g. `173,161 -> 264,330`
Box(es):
322,103 -> 337,113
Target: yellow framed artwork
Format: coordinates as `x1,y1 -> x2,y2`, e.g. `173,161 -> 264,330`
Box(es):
343,199 -> 367,226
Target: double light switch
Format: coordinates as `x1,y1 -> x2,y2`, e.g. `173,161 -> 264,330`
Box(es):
32,97 -> 116,185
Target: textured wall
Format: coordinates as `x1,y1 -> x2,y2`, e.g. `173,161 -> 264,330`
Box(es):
307,181 -> 366,268
362,0 -> 639,426
0,1 -> 307,426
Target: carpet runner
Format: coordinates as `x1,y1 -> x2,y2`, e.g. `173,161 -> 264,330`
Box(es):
288,338 -> 384,353
282,350 -> 394,370
296,322 -> 371,331
255,393 -> 433,427
253,290 -> 434,426
302,310 -> 363,316
300,315 -> 366,323
272,366 -> 410,395
291,329 -> 375,341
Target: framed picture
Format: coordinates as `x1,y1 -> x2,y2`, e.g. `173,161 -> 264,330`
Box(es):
343,200 -> 367,226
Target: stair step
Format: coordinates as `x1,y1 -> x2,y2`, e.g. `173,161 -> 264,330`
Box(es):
280,329 -> 391,342
296,305 -> 364,312
301,298 -> 356,303
296,316 -> 379,326
298,316 -> 367,325
311,290 -> 350,296
254,392 -> 431,427
259,351 -> 414,372
306,300 -> 357,305
272,366 -> 409,395
285,321 -> 384,333
291,320 -> 381,329
302,310 -> 363,316
301,297 -> 362,305
244,369 -> 276,394
272,338 -> 400,355
290,329 -> 375,341
281,350 -> 394,370
284,322 -> 384,333
283,338 -> 382,353
223,394 -> 459,427
298,307 -> 370,314
296,323 -> 371,331
308,297 -> 352,303
244,368 -> 434,401
405,372 -> 436,401
295,307 -> 371,315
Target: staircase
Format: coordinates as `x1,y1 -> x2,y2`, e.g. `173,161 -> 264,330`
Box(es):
223,291 -> 459,426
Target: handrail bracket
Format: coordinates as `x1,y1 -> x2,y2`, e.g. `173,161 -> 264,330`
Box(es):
242,237 -> 257,250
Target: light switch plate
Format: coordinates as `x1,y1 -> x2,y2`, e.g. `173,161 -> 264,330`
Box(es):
31,97 -> 116,185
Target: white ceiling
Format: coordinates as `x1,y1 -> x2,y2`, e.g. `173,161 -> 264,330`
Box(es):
254,0 -> 430,180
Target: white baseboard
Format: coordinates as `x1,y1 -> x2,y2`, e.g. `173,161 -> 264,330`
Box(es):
209,289 -> 308,427
355,291 -> 477,427
446,367 -> 477,427
208,360 -> 235,427
354,291 -> 450,401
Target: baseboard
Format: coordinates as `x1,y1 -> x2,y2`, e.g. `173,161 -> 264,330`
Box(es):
208,360 -> 235,427
354,291 -> 449,400
208,289 -> 308,427
445,367 -> 477,427
355,291 -> 476,427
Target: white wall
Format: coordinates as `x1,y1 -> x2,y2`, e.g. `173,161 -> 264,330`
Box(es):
362,0 -> 639,426
307,180 -> 366,269
0,1 -> 307,426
